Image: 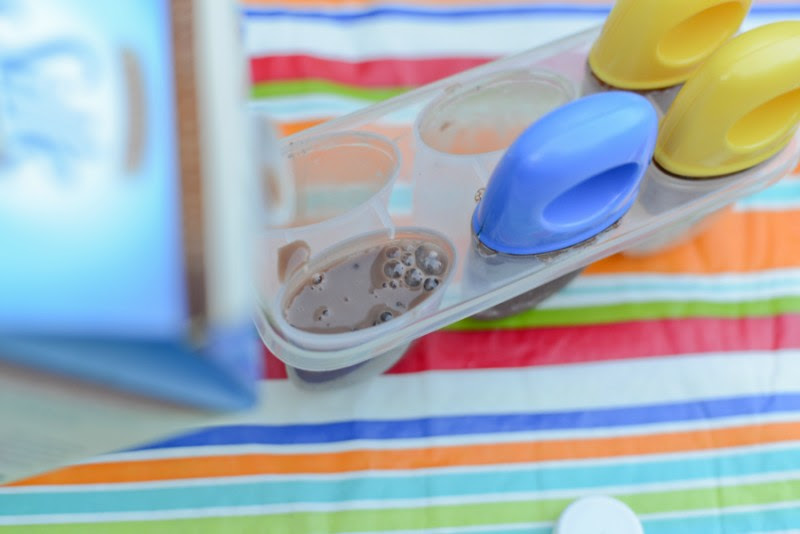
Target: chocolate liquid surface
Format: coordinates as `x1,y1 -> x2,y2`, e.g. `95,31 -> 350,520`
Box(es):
284,238 -> 450,333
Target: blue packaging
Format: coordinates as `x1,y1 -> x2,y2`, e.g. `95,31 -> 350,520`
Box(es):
0,0 -> 262,410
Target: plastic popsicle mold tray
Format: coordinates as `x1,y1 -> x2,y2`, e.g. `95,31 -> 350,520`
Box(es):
255,25 -> 800,372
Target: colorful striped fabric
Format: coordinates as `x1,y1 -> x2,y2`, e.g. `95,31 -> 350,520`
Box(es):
4,2 -> 800,532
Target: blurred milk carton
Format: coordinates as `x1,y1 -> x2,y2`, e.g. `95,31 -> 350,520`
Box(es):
0,0 -> 268,481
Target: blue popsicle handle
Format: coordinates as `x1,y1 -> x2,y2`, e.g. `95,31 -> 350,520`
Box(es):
472,91 -> 658,255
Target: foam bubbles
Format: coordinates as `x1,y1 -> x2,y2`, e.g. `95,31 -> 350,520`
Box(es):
424,277 -> 440,291
285,236 -> 451,334
384,260 -> 405,279
416,246 -> 445,275
405,268 -> 424,287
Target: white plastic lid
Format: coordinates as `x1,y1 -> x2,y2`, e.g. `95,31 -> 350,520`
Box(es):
554,496 -> 643,534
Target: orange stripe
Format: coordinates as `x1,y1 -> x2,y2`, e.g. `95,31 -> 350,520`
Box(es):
278,119 -> 327,137
9,421 -> 800,486
587,209 -> 800,275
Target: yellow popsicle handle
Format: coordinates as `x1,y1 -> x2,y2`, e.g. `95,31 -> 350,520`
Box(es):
655,21 -> 800,178
589,0 -> 751,90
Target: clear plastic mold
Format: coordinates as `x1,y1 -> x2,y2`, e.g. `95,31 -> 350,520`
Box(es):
255,25 -> 800,373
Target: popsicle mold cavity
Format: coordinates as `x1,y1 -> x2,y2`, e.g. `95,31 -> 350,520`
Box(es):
471,269 -> 584,320
416,69 -> 574,156
275,131 -> 400,228
282,230 -> 454,335
287,342 -> 410,389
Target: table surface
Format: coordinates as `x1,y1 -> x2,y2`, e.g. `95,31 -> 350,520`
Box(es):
3,2 -> 800,533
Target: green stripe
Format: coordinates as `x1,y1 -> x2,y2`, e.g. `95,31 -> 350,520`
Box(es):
251,80 -> 410,102
6,478 -> 800,533
450,296 -> 800,330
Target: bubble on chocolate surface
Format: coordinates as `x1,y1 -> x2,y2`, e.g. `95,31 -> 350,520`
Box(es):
424,277 -> 440,291
314,306 -> 330,321
416,245 -> 445,275
421,257 -> 443,275
404,268 -> 423,287
384,260 -> 405,279
414,245 -> 438,264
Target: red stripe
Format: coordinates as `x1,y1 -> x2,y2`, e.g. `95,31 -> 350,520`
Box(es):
264,314 -> 800,378
265,349 -> 290,379
250,54 -> 494,87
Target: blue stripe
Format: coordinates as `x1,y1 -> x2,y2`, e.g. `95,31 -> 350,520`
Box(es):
5,446 -> 800,515
559,274 -> 800,297
241,5 -> 800,22
242,5 -> 613,21
736,179 -> 800,210
136,393 -> 800,448
389,183 -> 413,214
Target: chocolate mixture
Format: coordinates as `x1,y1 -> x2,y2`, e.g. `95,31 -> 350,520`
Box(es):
284,238 -> 450,333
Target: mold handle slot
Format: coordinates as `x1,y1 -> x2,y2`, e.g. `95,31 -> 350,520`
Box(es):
657,2 -> 747,67
727,87 -> 800,151
543,162 -> 641,229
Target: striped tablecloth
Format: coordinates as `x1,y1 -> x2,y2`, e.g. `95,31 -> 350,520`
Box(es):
4,2 -> 800,532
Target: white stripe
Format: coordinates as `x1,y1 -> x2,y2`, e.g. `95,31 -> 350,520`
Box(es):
249,96 -> 373,121
2,469 -> 798,525
243,13 -> 800,61
237,350 -> 800,425
245,16 -> 602,60
248,97 -> 416,123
